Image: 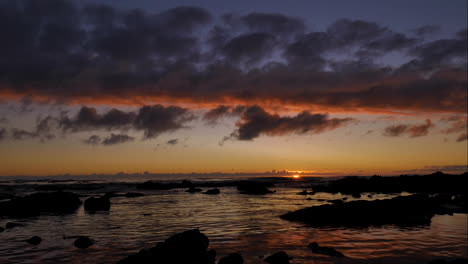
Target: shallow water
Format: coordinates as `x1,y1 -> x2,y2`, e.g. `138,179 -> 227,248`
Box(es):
0,186 -> 467,264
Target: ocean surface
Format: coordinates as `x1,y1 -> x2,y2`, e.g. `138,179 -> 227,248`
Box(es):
0,175 -> 467,264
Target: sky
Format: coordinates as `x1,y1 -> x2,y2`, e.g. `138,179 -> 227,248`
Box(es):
0,0 -> 466,176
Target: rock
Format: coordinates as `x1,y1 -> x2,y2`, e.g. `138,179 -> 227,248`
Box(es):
352,193 -> 361,198
27,236 -> 42,245
264,251 -> 291,264
118,229 -> 215,264
328,199 -> 344,205
428,259 -> 468,264
297,190 -> 309,195
218,253 -> 244,264
186,187 -> 203,193
6,222 -> 25,229
237,181 -> 273,195
367,194 -> 373,198
307,242 -> 345,257
125,192 -> 144,198
0,191 -> 82,217
84,196 -> 110,211
204,188 -> 220,195
281,194 -> 462,227
74,236 -> 94,249
0,226 -> 4,232
306,198 -> 313,201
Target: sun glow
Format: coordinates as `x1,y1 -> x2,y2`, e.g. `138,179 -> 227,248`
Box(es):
292,175 -> 300,179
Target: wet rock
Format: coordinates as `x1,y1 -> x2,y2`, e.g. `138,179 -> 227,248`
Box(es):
204,188 -> 220,195
307,242 -> 345,257
367,194 -> 373,198
281,194 -> 463,227
118,229 -> 215,264
264,251 -> 291,264
0,191 -> 82,217
328,199 -> 344,205
6,222 -> 25,229
27,236 -> 42,245
186,186 -> 203,193
74,236 -> 94,249
351,193 -> 361,198
218,253 -> 244,264
84,196 -> 110,211
306,198 -> 313,201
237,181 -> 273,195
125,192 -> 144,198
297,190 -> 309,195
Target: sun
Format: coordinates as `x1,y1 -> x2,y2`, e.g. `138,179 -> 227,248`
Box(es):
292,175 -> 300,179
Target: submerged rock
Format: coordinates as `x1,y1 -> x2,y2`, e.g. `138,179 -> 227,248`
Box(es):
26,236 -> 42,245
307,242 -> 345,257
186,186 -> 203,193
84,196 -> 110,211
204,188 -> 220,195
118,229 -> 215,264
74,236 -> 94,249
218,253 -> 244,264
236,181 -> 273,195
281,194 -> 465,227
264,251 -> 291,264
0,191 -> 82,217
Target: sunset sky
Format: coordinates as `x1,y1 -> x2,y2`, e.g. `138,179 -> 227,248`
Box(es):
0,0 -> 466,176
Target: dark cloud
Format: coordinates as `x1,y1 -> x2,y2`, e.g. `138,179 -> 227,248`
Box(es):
0,128 -> 6,140
228,105 -> 353,140
0,1 -> 465,116
384,119 -> 433,137
412,25 -> 441,36
203,105 -> 246,124
59,107 -> 136,132
167,139 -> 179,145
83,135 -> 101,145
456,133 -> 467,142
102,133 -> 134,145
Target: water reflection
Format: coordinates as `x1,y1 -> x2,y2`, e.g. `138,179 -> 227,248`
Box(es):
0,187 -> 466,263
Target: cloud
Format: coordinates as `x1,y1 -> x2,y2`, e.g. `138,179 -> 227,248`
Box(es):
0,128 -> 6,141
83,135 -> 101,145
411,25 -> 441,36
456,133 -> 467,142
383,119 -> 433,137
203,105 -> 245,124
166,139 -> 179,145
102,133 -> 134,145
227,105 -> 353,141
59,107 -> 136,132
0,1 -> 465,116
440,116 -> 467,142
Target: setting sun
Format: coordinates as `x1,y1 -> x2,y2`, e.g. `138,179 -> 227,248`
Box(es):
292,175 -> 300,179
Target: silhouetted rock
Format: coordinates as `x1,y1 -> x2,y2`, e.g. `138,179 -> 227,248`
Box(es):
74,236 -> 94,248
6,222 -> 24,229
186,186 -> 203,193
328,199 -> 344,205
281,194 -> 465,227
26,236 -> 42,245
307,242 -> 345,257
264,251 -> 291,264
0,191 -> 82,217
84,196 -> 110,211
125,192 -> 144,198
297,190 -> 309,195
313,172 -> 468,194
204,188 -> 220,195
0,226 -> 4,232
218,253 -> 244,264
237,181 -> 273,195
118,229 -> 215,264
352,193 -> 361,198
367,194 -> 373,198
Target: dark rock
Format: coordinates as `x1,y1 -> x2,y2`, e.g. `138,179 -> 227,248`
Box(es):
27,236 -> 42,245
204,188 -> 220,195
0,191 -> 82,217
6,222 -> 25,229
312,172 -> 468,195
281,194 -> 464,227
428,259 -> 468,264
118,229 -> 215,264
307,242 -> 345,257
186,186 -> 203,193
342,197 -> 348,201
306,198 -> 313,201
84,196 -> 110,211
264,251 -> 291,264
297,190 -> 309,195
328,199 -> 344,205
125,192 -> 144,198
0,226 -> 4,232
237,181 -> 273,195
367,194 -> 373,198
74,236 -> 94,249
218,253 -> 244,264
352,193 -> 361,198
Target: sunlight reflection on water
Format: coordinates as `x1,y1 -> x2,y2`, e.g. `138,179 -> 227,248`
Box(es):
0,187 -> 466,264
